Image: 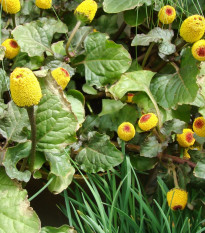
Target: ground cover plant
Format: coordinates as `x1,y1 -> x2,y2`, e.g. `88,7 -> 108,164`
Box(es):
0,0 -> 205,232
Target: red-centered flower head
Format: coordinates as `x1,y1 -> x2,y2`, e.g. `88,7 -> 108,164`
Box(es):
193,116 -> 205,137
117,122 -> 135,141
158,5 -> 176,24
1,39 -> 20,59
167,188 -> 188,211
177,128 -> 195,147
192,40 -> 205,61
138,113 -> 158,131
126,93 -> 134,103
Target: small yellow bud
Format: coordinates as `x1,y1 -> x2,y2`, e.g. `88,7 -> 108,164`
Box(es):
1,39 -> 20,59
1,0 -> 21,14
191,40 -> 205,61
158,5 -> 176,24
117,122 -> 135,141
10,68 -> 42,107
51,67 -> 70,90
138,113 -> 158,131
35,0 -> 52,9
180,15 -> 205,43
193,116 -> 205,137
167,188 -> 188,211
75,0 -> 97,23
177,129 -> 195,147
183,148 -> 191,160
126,93 -> 134,103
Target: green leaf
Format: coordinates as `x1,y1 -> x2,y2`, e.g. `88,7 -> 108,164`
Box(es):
109,70 -> 155,99
160,119 -> 187,136
3,142 -> 31,182
75,132 -> 124,173
84,32 -> 131,87
0,168 -> 41,233
41,225 -> 77,233
50,41 -> 66,57
0,46 -> 6,60
151,48 -> 199,109
131,154 -> 158,171
124,7 -> 146,27
82,83 -> 97,95
99,99 -> 125,116
103,0 -> 152,13
66,95 -> 85,124
194,159 -> 205,179
45,151 -> 75,194
12,18 -> 67,57
0,101 -> 29,143
0,68 -> 9,97
36,74 -> 79,152
140,136 -> 161,158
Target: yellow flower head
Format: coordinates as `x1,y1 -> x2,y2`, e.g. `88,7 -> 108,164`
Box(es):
158,5 -> 176,24
167,188 -> 188,211
177,128 -> 195,147
1,0 -> 21,14
183,148 -> 191,160
75,0 -> 97,23
193,116 -> 205,137
10,68 -> 42,107
192,40 -> 205,61
1,39 -> 20,59
138,113 -> 158,131
126,93 -> 134,103
117,122 -> 135,141
35,0 -> 52,9
180,15 -> 205,43
51,67 -> 70,90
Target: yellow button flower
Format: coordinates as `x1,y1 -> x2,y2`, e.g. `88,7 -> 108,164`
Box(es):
75,0 -> 98,23
117,122 -> 135,141
158,5 -> 176,24
180,15 -> 205,43
177,128 -> 195,147
1,39 -> 20,59
1,0 -> 21,14
183,148 -> 191,160
191,40 -> 205,61
193,116 -> 205,137
35,0 -> 52,9
126,93 -> 134,103
10,68 -> 42,107
138,113 -> 158,131
51,67 -> 70,90
167,188 -> 188,210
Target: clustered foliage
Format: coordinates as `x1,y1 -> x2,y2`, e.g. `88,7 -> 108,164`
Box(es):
0,0 -> 205,231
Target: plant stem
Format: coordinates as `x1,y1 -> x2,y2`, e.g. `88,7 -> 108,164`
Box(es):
142,42 -> 155,69
146,88 -> 162,129
40,9 -> 43,17
66,21 -> 81,57
11,14 -> 16,29
26,106 -> 37,172
172,167 -> 179,188
121,140 -> 125,156
28,177 -> 54,202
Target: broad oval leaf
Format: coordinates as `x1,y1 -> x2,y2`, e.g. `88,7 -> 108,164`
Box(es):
84,32 -> 131,87
151,48 -> 199,109
140,136 -> 161,158
75,132 -> 124,173
41,225 -> 77,233
0,168 -> 41,233
194,160 -> 205,179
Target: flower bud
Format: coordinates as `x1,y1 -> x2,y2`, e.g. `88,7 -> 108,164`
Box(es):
167,188 -> 188,211
158,5 -> 176,24
51,67 -> 70,90
138,113 -> 158,131
117,122 -> 135,141
1,39 -> 20,59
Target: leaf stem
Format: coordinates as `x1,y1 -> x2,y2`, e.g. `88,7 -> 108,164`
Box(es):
11,14 -> 16,29
172,166 -> 179,188
146,88 -> 162,129
66,21 -> 81,57
26,106 -> 37,172
121,140 -> 125,156
142,42 -> 155,69
28,177 -> 54,202
40,9 -> 43,17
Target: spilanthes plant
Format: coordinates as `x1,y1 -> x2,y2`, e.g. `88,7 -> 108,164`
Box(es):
167,188 -> 188,211
138,113 -> 158,131
0,0 -> 21,14
180,15 -> 205,43
35,0 -> 52,9
176,128 -> 195,147
158,5 -> 176,24
1,38 -> 20,59
117,122 -> 135,142
51,67 -> 70,90
191,40 -> 205,61
193,116 -> 205,137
